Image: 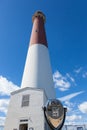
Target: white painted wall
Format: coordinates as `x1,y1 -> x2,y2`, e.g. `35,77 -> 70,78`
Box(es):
21,44 -> 55,99
4,88 -> 48,130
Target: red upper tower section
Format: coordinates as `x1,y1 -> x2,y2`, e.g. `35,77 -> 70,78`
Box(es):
30,11 -> 48,47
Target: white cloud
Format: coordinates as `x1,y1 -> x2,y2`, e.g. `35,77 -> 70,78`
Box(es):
58,91 -> 84,102
0,117 -> 5,126
66,73 -> 75,83
0,75 -> 19,96
53,71 -> 71,91
0,99 -> 10,125
82,72 -> 87,78
66,114 -> 82,122
74,67 -> 82,74
78,101 -> 87,113
0,99 -> 9,114
64,101 -> 73,113
64,101 -> 75,112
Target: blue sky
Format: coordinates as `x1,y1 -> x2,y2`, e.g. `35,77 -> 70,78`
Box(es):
0,0 -> 87,125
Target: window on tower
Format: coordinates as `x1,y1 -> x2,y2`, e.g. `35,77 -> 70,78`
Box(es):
21,94 -> 30,107
35,29 -> 38,32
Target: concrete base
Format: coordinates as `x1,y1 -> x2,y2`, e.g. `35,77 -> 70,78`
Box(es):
4,87 -> 50,130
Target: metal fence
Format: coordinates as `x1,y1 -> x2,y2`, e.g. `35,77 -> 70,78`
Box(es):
62,125 -> 87,130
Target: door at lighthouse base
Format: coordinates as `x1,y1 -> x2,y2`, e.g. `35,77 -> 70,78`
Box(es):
19,124 -> 28,130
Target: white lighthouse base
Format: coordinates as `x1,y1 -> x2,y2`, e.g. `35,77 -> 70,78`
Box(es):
4,87 -> 50,130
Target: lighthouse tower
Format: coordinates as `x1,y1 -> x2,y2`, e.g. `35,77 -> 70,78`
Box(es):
5,11 -> 55,130
21,11 -> 55,98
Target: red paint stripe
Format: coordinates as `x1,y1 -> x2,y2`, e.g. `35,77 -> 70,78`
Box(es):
30,11 -> 48,47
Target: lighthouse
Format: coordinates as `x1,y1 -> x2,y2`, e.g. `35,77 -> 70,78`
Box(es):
21,11 -> 55,98
4,11 -> 55,130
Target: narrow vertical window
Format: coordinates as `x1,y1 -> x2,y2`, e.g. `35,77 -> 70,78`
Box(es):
21,94 -> 30,107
